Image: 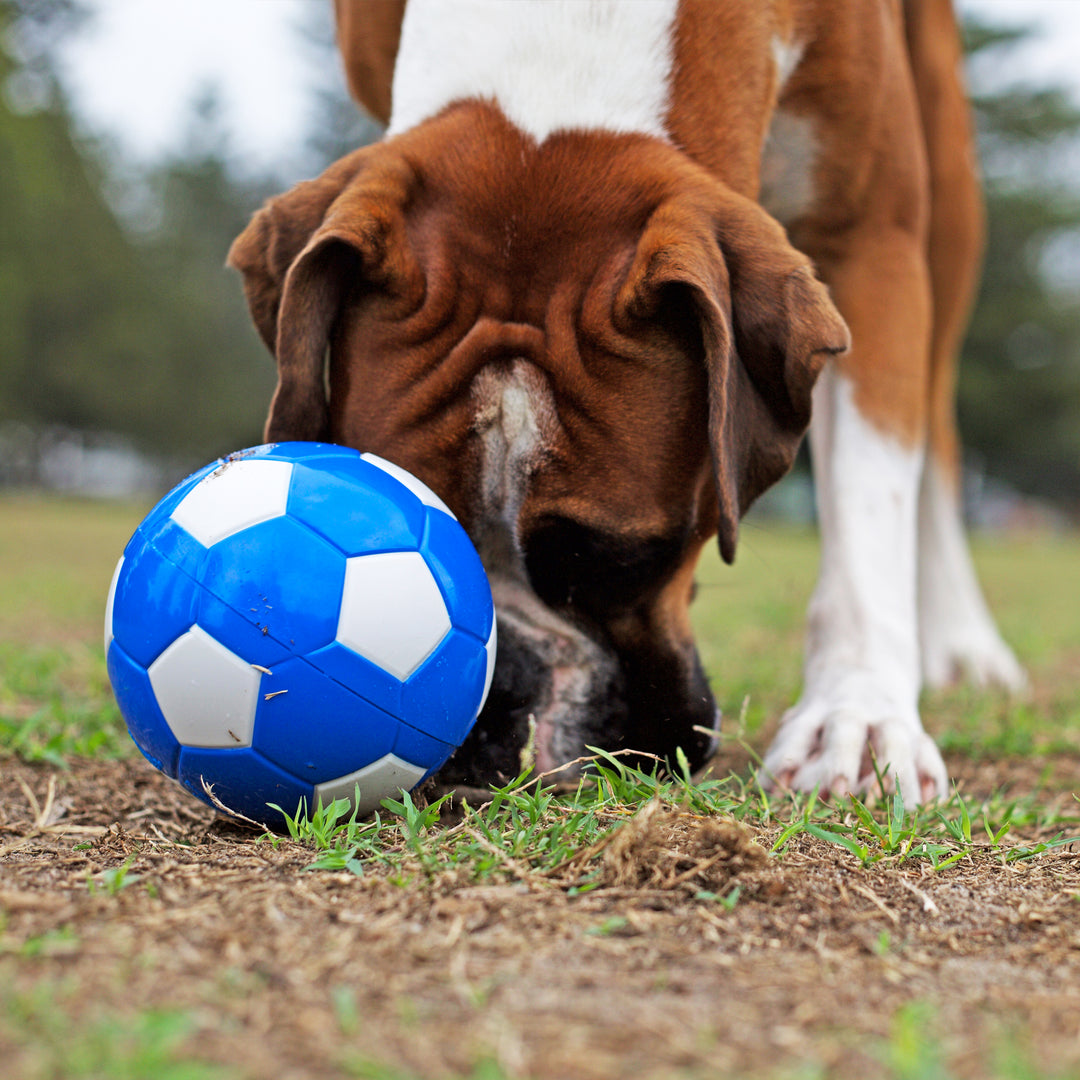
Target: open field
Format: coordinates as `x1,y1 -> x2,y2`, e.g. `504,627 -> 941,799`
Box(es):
2,493 -> 1080,1079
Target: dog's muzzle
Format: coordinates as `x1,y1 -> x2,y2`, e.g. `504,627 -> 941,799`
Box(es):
439,572 -> 626,785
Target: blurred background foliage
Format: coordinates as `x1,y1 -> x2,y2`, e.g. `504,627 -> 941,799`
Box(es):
0,0 -> 1077,515
961,20 -> 1080,514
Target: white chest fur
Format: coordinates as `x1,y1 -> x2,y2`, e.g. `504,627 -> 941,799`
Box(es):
387,0 -> 679,141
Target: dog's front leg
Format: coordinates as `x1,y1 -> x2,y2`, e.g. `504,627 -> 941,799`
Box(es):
761,231 -> 949,804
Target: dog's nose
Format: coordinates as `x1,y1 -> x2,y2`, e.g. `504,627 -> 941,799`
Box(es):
438,572 -> 628,786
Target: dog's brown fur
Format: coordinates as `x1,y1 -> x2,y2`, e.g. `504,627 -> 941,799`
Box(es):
229,1 -> 991,793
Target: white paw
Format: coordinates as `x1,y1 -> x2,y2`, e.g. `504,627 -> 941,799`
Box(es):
921,625 -> 1028,693
760,699 -> 948,804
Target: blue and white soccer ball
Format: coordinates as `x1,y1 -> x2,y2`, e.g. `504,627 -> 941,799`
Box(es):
104,442 -> 496,824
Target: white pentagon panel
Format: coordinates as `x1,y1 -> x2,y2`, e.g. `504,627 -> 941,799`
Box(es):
361,452 -> 455,518
104,554 -> 124,654
337,551 -> 452,680
171,458 -> 293,547
314,753 -> 427,816
481,614 -> 497,711
148,624 -> 262,747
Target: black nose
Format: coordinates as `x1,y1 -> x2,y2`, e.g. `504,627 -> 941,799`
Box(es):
438,620 -> 627,787
439,630 -> 545,785
617,637 -> 719,774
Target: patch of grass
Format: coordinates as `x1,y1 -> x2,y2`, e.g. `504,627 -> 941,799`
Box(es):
0,494 -> 147,645
0,972 -> 236,1080
924,531 -> 1080,758
342,1059 -> 515,1080
257,754 -> 671,884
0,495 -> 144,766
4,495 -> 1080,878
691,523 -> 819,740
86,853 -> 143,896
4,496 -> 1079,772
0,642 -> 131,766
934,688 -> 1080,759
774,783 -> 1080,871
872,999 -> 1080,1080
692,523 -> 1080,754
264,743 -> 1079,894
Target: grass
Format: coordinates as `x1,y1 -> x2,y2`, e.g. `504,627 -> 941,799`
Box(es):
0,642 -> 130,766
5,492 -> 1079,769
3,492 -> 1080,1080
0,494 -> 146,765
0,960 -> 236,1080
247,726 -> 1080,899
691,519 -> 1080,752
0,494 -> 149,645
3,489 -> 1080,862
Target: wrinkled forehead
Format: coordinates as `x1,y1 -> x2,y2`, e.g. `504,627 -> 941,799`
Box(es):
394,105 -> 690,281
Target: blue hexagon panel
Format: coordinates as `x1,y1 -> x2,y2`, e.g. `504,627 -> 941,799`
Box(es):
177,745 -> 313,824
288,456 -> 426,557
195,592 -> 293,672
252,657 -> 399,785
137,510 -> 210,581
306,639 -> 404,719
198,515 -> 346,655
107,640 -> 181,777
420,508 -> 494,640
109,541 -> 199,668
392,721 -> 456,781
401,628 -> 489,748
257,441 -> 345,466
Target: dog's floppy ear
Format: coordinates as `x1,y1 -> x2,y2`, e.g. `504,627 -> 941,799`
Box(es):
227,147 -> 417,441
621,185 -> 849,563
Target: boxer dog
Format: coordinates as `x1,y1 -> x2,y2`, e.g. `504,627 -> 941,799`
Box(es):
229,0 -> 1025,803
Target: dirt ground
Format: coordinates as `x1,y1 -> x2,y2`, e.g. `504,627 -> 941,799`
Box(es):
3,753 -> 1080,1080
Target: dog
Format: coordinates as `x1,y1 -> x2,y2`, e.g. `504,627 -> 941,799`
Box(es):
228,0 -> 1025,803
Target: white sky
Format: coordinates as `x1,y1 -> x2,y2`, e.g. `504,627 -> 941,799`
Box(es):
57,0 -> 316,172
53,0 -> 1080,176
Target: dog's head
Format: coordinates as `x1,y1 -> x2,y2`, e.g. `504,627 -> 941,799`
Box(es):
229,104 -> 848,783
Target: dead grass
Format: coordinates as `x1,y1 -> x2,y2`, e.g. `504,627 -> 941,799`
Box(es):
593,801 -> 767,893
3,756 -> 1080,1080
3,497 -> 1080,1078
0,494 -> 148,647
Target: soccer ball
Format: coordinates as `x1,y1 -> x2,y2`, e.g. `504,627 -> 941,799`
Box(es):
104,442 -> 496,824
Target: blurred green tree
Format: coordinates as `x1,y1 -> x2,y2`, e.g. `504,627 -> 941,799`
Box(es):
0,0 -> 275,469
0,0 -> 145,438
294,1 -> 382,173
123,84 -> 278,458
1,2 -> 1077,510
961,18 -> 1080,511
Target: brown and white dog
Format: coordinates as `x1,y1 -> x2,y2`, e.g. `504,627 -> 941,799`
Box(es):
229,0 -> 1025,803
